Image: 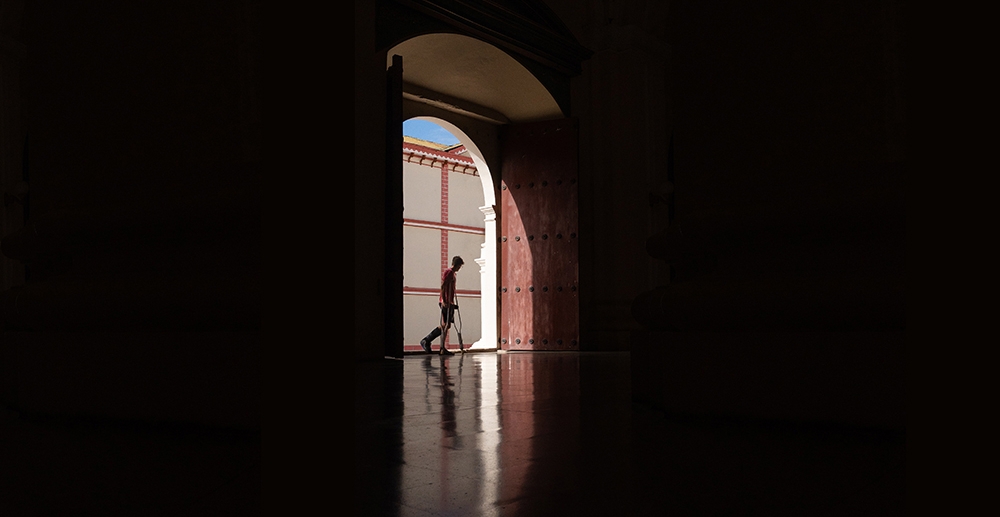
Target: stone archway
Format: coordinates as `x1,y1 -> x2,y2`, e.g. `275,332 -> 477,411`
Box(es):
388,32 -> 567,354
379,1 -> 592,355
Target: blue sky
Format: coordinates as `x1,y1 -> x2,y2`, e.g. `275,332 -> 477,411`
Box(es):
403,119 -> 460,146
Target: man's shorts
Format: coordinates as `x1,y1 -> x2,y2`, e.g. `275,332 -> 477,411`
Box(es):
439,304 -> 455,326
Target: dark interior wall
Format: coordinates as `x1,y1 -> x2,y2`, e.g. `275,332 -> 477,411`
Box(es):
1,2 -> 260,513
527,0 -> 675,352
0,0 -> 27,296
0,1 -> 262,427
631,0 -> 905,429
671,0 -> 904,220
635,0 -> 905,329
535,0 -> 905,429
10,0 -> 260,332
571,17 -> 673,352
25,1 -> 260,213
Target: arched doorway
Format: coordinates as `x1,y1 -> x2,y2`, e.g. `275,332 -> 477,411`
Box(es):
400,116 -> 498,351
379,3 -> 591,356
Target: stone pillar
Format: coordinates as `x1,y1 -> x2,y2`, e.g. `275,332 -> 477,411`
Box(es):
472,204 -> 497,350
575,23 -> 671,351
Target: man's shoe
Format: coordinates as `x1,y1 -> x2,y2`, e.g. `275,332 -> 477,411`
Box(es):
420,339 -> 432,353
439,347 -> 455,356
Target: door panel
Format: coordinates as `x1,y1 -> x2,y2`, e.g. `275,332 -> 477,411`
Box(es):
500,118 -> 579,351
385,54 -> 404,358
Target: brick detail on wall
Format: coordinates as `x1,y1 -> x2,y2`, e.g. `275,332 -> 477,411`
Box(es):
440,161 -> 449,273
440,162 -> 449,346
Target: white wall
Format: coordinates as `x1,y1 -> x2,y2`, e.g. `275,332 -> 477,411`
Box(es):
448,171 -> 487,228
403,226 -> 440,288
403,293 -> 441,345
449,232 -> 484,292
403,161 -> 441,223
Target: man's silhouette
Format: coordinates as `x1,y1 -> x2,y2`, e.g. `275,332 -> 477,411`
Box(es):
420,256 -> 464,355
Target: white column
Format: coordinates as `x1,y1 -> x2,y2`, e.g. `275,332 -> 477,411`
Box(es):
472,204 -> 497,350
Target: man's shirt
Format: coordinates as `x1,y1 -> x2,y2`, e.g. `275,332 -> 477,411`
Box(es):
439,267 -> 457,306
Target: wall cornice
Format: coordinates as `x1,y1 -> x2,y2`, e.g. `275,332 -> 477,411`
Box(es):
403,143 -> 479,175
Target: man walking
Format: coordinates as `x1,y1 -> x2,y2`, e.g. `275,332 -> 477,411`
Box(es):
420,256 -> 464,355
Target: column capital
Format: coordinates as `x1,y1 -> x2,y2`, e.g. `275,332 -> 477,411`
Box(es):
479,204 -> 497,219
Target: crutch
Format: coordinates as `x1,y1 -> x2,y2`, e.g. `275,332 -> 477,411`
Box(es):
439,304 -> 458,355
455,306 -> 465,352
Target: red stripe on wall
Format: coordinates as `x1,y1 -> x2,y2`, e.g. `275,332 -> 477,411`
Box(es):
441,162 -> 449,275
403,287 -> 481,296
403,219 -> 484,235
441,162 -> 450,346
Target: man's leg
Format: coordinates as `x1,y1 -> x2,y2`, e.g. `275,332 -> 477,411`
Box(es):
439,308 -> 455,355
423,304 -> 453,353
420,326 -> 441,353
439,324 -> 454,355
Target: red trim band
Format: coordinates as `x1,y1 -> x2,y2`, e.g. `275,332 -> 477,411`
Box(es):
404,287 -> 481,296
403,218 -> 485,234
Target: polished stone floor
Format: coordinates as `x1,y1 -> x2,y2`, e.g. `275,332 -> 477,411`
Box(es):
355,351 -> 904,517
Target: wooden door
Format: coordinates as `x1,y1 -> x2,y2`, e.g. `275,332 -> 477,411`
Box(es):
500,118 -> 580,351
384,54 -> 404,358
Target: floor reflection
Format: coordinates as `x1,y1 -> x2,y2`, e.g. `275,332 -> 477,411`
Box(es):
357,351 -> 631,517
355,351 -> 903,516
402,354 -> 505,515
